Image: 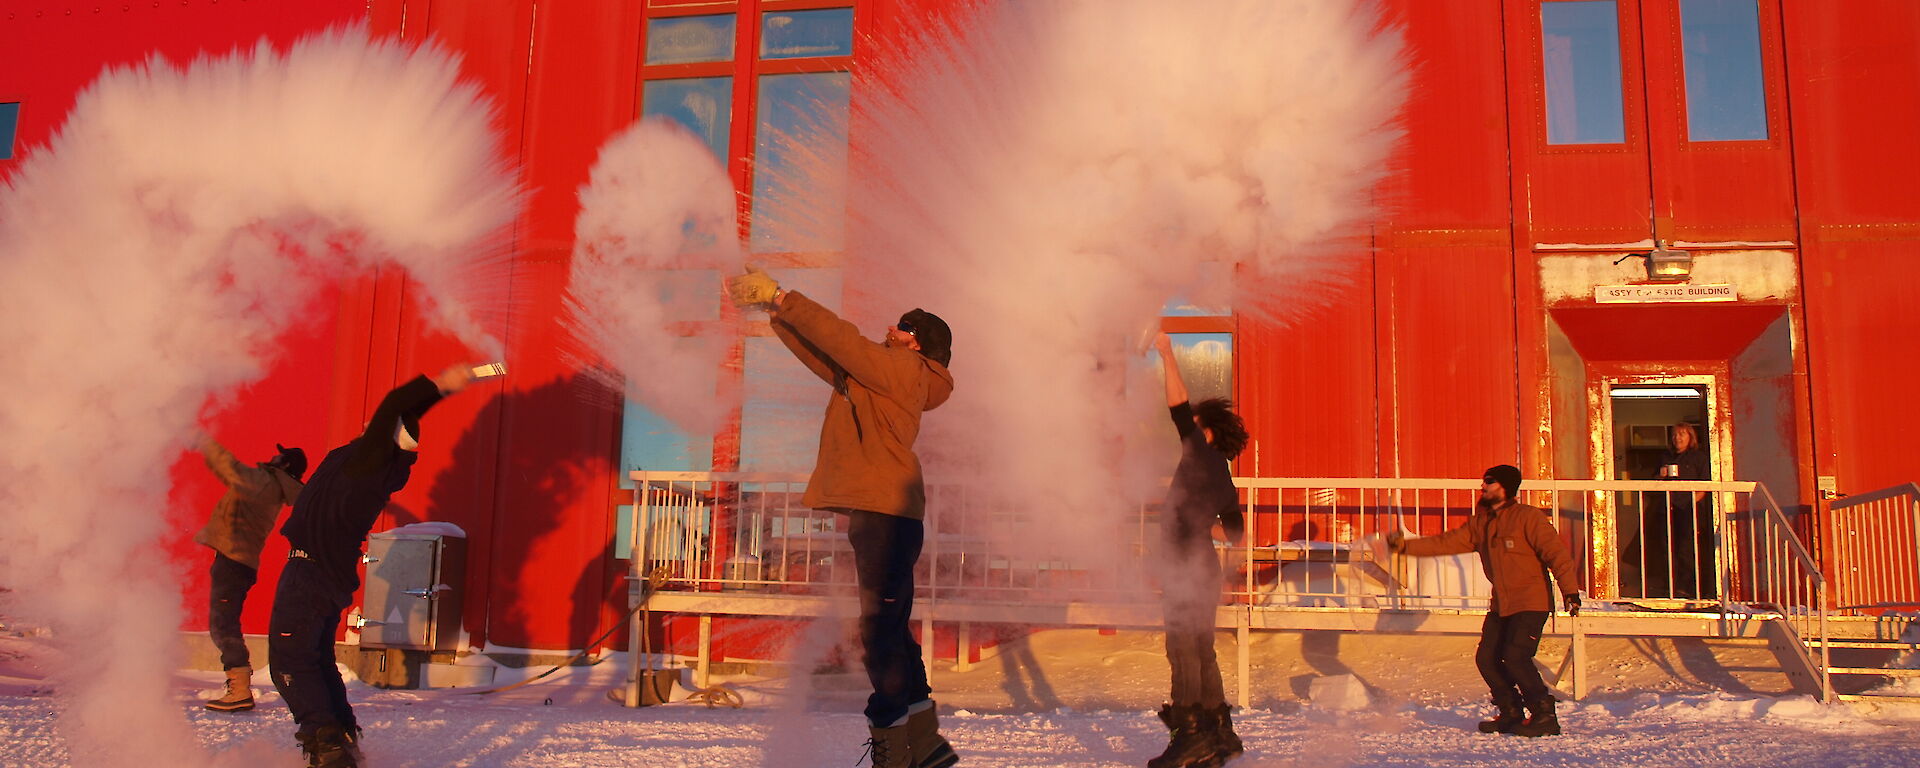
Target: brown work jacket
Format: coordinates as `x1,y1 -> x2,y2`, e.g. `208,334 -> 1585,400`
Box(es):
1401,501 -> 1583,616
193,440 -> 303,569
771,291 -> 953,520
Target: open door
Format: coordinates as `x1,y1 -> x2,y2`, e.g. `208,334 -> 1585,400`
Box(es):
1588,370 -> 1732,603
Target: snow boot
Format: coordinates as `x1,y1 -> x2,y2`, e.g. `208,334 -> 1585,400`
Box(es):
1512,697 -> 1562,738
205,666 -> 254,712
296,725 -> 360,768
906,701 -> 959,768
1204,704 -> 1242,763
861,722 -> 912,768
1148,705 -> 1221,768
1477,695 -> 1525,734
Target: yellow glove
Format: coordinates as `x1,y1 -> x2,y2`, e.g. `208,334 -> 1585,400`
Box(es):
726,265 -> 781,309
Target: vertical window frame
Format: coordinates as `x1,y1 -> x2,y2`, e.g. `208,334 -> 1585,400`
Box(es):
1531,0 -> 1645,157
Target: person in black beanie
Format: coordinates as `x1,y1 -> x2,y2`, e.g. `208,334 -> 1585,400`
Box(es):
268,364 -> 476,767
1388,464 -> 1583,737
1147,332 -> 1248,768
727,266 -> 956,768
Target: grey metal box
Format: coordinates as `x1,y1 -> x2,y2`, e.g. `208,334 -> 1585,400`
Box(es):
362,533 -> 466,651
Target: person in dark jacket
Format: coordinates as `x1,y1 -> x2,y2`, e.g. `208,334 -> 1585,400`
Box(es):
268,364 -> 475,767
1646,422 -> 1714,600
195,436 -> 306,712
1148,332 -> 1247,768
728,266 -> 957,768
1388,465 -> 1583,737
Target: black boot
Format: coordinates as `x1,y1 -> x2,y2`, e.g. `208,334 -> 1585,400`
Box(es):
1477,695 -> 1525,734
1512,697 -> 1561,738
296,726 -> 360,768
1148,705 -> 1220,768
1204,704 -> 1242,763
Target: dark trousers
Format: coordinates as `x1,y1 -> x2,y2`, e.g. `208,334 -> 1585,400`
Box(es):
1160,545 -> 1226,707
846,509 -> 931,727
208,553 -> 259,670
1477,610 -> 1551,704
268,558 -> 356,734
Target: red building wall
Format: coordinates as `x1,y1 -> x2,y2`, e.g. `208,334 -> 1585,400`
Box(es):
6,0 -> 1917,653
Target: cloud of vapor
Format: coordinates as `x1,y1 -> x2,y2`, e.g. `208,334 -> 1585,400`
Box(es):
821,0 -> 1409,575
564,119 -> 745,434
0,28 -> 519,766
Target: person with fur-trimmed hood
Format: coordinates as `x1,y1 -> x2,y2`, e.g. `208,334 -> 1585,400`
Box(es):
1387,465 -> 1584,737
727,266 -> 957,768
1147,332 -> 1247,768
195,436 -> 306,712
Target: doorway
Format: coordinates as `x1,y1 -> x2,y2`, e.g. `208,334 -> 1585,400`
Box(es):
1592,372 -> 1729,603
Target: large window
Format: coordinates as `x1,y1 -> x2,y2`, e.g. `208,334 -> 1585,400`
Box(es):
1679,0 -> 1769,141
0,102 -> 19,160
621,2 -> 856,479
1541,1 -> 1627,145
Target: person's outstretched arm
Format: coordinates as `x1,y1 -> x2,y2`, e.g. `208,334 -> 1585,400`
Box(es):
773,291 -> 913,397
1154,332 -> 1190,411
198,436 -> 266,494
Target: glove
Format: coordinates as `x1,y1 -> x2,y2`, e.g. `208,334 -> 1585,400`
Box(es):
726,265 -> 781,309
1564,593 -> 1581,617
1385,530 -> 1406,553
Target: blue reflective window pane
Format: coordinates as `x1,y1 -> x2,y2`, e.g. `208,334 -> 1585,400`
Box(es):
741,333 -> 830,472
1169,333 -> 1233,404
1681,0 -> 1769,141
641,77 -> 733,162
645,14 -> 736,65
760,8 -> 855,59
751,73 -> 851,253
0,102 -> 19,160
619,400 -> 712,487
1541,1 -> 1627,145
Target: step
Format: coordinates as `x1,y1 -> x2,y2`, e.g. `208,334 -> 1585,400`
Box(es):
1837,693 -> 1920,704
1825,667 -> 1920,677
1809,640 -> 1920,650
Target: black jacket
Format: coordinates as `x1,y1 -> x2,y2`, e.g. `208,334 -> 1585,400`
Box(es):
1165,402 -> 1244,549
280,376 -> 444,594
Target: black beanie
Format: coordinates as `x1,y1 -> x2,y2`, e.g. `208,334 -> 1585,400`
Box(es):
272,443 -> 309,482
1484,464 -> 1522,499
901,308 -> 952,368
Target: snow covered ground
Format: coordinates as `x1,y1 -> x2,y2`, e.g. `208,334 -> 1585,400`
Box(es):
4,629 -> 1918,767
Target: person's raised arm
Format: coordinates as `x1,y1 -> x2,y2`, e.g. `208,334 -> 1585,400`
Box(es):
197,435 -> 264,493
771,316 -> 843,386
1154,332 -> 1189,409
773,291 -> 911,396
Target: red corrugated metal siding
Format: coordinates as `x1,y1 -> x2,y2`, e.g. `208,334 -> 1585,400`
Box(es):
1374,0 -> 1522,478
1786,0 -> 1920,497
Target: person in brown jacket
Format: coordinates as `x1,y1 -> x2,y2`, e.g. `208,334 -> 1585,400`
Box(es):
194,436 -> 306,712
1387,464 -> 1582,737
728,267 -> 956,768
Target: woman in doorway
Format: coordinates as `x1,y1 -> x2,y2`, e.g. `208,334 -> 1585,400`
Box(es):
1648,422 -> 1715,600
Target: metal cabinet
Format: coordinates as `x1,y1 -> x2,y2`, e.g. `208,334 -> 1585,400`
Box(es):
361,533 -> 465,651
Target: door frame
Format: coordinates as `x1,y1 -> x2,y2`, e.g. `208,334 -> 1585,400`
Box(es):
1584,363 -> 1733,599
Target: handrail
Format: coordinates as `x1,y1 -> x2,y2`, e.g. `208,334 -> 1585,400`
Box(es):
1827,482 -> 1920,617
1750,482 -> 1831,700
1830,482 -> 1920,509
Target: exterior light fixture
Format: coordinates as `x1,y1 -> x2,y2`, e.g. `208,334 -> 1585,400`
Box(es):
1645,244 -> 1692,282
1612,242 -> 1693,283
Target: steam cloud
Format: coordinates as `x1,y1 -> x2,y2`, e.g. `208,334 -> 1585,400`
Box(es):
564,119 -> 745,435
0,28 -> 519,766
829,1 -> 1410,573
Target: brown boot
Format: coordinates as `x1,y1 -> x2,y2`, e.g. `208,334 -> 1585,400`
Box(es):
905,701 -> 958,768
1148,705 -> 1220,768
1477,693 -> 1525,734
862,722 -> 912,768
205,666 -> 254,712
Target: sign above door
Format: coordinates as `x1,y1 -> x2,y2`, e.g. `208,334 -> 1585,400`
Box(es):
1594,284 -> 1737,304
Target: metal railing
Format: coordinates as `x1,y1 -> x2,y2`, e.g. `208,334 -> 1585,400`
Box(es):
628,472 -> 1825,616
1830,483 -> 1920,615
